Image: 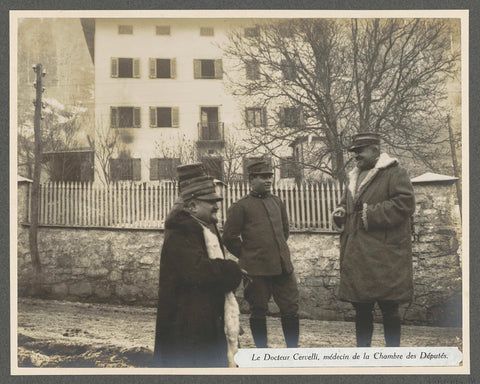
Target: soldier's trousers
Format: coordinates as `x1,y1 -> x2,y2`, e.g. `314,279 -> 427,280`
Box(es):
244,272 -> 299,319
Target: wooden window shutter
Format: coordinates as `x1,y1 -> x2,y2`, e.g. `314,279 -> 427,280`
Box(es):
111,58 -> 119,77
149,107 -> 157,127
193,59 -> 201,79
246,61 -> 259,80
170,58 -> 177,79
132,159 -> 142,181
149,58 -> 156,78
110,159 -> 120,181
110,107 -> 118,128
133,107 -> 141,127
245,108 -> 251,126
133,58 -> 140,78
299,108 -> 304,127
280,158 -> 287,178
172,107 -> 180,127
279,107 -> 285,127
246,62 -> 253,80
173,158 -> 181,169
262,107 -> 267,127
214,59 -> 223,79
150,158 -> 159,180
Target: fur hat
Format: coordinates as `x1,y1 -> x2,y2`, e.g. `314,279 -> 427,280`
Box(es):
177,163 -> 222,201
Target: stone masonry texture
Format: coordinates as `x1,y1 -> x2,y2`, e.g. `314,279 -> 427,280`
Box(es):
17,182 -> 462,326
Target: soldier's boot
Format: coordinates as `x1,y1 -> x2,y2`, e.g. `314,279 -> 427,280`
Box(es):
249,317 -> 268,348
355,310 -> 374,347
281,315 -> 299,348
383,313 -> 401,347
379,301 -> 401,347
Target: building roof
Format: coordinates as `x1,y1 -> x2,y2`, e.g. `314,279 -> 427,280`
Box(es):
411,172 -> 458,183
18,175 -> 33,183
80,18 -> 95,64
42,148 -> 94,155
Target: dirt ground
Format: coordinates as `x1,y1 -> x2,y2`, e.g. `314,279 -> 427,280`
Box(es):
16,297 -> 462,368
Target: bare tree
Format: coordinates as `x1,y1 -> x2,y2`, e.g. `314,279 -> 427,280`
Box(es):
222,18 -> 459,181
17,98 -> 87,179
91,118 -> 120,185
349,19 -> 459,169
154,133 -> 248,183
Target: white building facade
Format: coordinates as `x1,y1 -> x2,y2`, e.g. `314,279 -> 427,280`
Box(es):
86,18 -> 298,184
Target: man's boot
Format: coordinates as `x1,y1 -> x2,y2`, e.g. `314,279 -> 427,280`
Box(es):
355,309 -> 374,347
383,313 -> 401,347
281,315 -> 299,348
249,317 -> 268,348
379,301 -> 401,347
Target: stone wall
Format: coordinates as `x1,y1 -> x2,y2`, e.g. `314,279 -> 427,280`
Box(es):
409,181 -> 462,326
16,180 -> 462,326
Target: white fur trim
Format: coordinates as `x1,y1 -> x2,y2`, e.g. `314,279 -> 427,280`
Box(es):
361,203 -> 369,231
202,226 -> 240,367
347,153 -> 398,198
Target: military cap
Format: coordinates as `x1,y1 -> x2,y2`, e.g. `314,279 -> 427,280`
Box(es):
247,159 -> 273,176
348,132 -> 381,152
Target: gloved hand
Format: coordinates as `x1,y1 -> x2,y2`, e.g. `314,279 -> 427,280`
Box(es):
332,207 -> 346,230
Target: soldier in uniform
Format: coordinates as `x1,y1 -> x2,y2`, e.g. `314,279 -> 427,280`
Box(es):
223,159 -> 300,348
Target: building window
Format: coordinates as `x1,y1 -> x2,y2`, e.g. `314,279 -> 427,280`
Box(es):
200,27 -> 214,36
281,60 -> 296,81
110,158 -> 141,181
278,23 -> 293,38
246,60 -> 260,80
244,26 -> 260,38
193,59 -> 223,79
149,58 -> 176,79
280,157 -> 297,179
281,107 -> 303,128
202,157 -> 223,180
110,107 -> 141,128
118,25 -> 133,35
43,151 -> 94,182
150,158 -> 180,180
149,107 -> 180,128
245,107 -> 266,127
111,58 -> 140,78
156,25 -> 171,35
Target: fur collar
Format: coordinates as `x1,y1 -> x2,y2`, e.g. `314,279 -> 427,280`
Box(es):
165,209 -> 225,253
347,153 -> 398,199
165,210 -> 203,234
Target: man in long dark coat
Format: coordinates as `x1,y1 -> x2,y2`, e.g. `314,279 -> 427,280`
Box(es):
153,164 -> 242,367
333,133 -> 415,347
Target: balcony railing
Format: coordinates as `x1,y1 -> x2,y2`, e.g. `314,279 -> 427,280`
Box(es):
197,122 -> 224,141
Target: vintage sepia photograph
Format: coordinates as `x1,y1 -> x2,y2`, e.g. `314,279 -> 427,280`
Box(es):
11,9 -> 468,374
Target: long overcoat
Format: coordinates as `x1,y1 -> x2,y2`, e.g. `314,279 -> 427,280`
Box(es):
222,191 -> 293,276
338,153 -> 415,303
153,210 -> 242,367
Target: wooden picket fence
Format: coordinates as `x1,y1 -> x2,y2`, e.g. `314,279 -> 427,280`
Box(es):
27,180 -> 343,231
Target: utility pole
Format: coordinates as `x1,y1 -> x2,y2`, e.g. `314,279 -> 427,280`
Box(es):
447,114 -> 462,216
29,63 -> 46,288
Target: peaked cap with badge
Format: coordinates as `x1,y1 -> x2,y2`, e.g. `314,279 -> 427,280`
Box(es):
348,133 -> 381,152
247,159 -> 273,176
